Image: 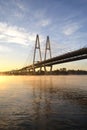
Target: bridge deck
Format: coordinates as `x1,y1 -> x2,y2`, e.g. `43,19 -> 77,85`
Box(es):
20,47 -> 87,70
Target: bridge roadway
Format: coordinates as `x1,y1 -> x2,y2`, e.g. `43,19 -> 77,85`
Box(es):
20,47 -> 87,71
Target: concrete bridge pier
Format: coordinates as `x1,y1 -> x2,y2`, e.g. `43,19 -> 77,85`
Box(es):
44,65 -> 52,74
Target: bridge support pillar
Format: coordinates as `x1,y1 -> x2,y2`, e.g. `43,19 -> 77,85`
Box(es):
44,36 -> 52,74
33,34 -> 42,73
44,65 -> 52,74
50,65 -> 52,73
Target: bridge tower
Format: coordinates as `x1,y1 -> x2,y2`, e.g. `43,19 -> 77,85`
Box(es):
44,36 -> 52,73
33,34 -> 42,72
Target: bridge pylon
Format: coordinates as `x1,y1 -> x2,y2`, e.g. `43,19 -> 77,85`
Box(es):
33,34 -> 42,73
44,36 -> 52,73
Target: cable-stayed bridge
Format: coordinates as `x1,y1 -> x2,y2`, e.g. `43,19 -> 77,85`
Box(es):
21,47 -> 87,70
9,34 -> 87,74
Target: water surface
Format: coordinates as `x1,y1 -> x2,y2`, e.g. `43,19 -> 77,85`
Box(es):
0,75 -> 87,130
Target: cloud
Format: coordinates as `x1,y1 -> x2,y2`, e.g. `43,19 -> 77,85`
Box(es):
37,19 -> 51,27
0,45 -> 11,52
0,22 -> 37,46
34,9 -> 51,27
16,0 -> 26,12
62,23 -> 81,36
14,12 -> 23,18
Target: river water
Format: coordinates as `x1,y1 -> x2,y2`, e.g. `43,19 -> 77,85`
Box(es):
0,75 -> 87,130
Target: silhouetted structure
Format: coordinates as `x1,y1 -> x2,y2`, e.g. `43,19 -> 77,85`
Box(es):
44,36 -> 52,73
0,34 -> 87,75
33,34 -> 42,72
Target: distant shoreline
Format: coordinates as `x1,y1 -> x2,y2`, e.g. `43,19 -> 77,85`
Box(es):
0,69 -> 87,75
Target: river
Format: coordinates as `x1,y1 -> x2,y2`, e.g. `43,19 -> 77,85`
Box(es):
0,75 -> 87,130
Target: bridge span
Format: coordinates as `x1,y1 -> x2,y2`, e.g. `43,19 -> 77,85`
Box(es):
20,47 -> 87,72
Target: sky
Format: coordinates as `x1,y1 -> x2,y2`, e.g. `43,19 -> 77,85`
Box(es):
0,0 -> 87,71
